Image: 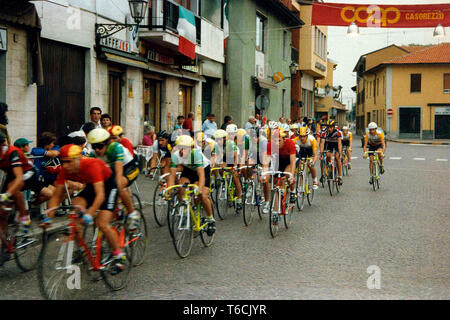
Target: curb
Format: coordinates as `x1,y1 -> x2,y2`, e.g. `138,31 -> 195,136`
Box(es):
387,139 -> 450,145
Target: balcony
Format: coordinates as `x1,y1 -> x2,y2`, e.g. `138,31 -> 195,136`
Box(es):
140,0 -> 201,53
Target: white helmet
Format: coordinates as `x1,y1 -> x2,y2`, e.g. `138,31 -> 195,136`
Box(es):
87,128 -> 110,144
268,121 -> 279,129
280,123 -> 290,132
342,126 -> 349,131
368,122 -> 378,130
226,124 -> 238,133
290,123 -> 299,130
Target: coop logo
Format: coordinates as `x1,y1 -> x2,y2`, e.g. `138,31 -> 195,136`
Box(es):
341,5 -> 401,27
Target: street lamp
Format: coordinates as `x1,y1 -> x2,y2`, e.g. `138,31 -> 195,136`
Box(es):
96,0 -> 148,43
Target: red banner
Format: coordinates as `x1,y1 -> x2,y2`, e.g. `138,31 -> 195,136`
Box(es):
312,2 -> 450,28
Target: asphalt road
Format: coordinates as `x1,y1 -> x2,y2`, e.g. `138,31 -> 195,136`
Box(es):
0,141 -> 449,300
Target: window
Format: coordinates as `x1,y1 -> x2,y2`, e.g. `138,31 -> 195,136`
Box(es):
314,27 -> 326,60
283,30 -> 287,60
377,78 -> 379,96
383,76 -> 385,95
373,79 -> 376,97
323,35 -> 327,58
200,0 -> 221,27
410,74 -> 421,93
444,73 -> 450,93
256,14 -> 266,52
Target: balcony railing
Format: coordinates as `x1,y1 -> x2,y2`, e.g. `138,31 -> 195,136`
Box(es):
146,0 -> 201,44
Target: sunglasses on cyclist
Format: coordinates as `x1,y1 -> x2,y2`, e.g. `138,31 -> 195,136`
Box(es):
92,143 -> 106,150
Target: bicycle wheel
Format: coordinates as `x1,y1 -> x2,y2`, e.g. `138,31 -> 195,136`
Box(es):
128,194 -> 148,266
242,181 -> 255,226
327,166 -> 333,197
199,206 -> 215,247
297,171 -> 306,212
283,190 -> 294,229
152,183 -> 167,226
171,202 -> 194,258
269,190 -> 280,238
147,167 -> 161,181
334,165 -> 340,193
307,172 -> 315,206
101,221 -> 132,291
38,228 -> 89,300
215,179 -> 229,220
14,217 -> 44,272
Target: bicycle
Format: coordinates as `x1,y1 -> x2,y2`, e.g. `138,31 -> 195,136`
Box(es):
152,172 -> 181,227
262,171 -> 294,238
295,157 -> 315,211
342,146 -> 349,176
323,152 -> 340,196
147,153 -> 164,181
164,184 -> 214,258
38,205 -> 137,300
214,166 -> 240,220
0,202 -> 43,271
319,152 -> 327,188
239,165 -> 263,226
365,151 -> 383,191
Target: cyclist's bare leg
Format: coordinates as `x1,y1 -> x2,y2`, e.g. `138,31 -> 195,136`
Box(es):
71,196 -> 87,235
309,163 -> 317,180
369,155 -> 374,175
13,190 -> 27,218
96,210 -> 120,252
35,185 -> 54,204
117,176 -> 134,214
233,173 -> 242,198
284,165 -> 295,192
335,152 -> 342,176
194,182 -> 213,218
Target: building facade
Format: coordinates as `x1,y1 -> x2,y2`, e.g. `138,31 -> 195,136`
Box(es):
224,0 -> 302,125
355,43 -> 450,139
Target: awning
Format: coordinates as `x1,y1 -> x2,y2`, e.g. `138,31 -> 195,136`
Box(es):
104,53 -> 149,70
254,77 -> 277,90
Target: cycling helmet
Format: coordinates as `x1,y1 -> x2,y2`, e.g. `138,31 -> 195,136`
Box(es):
342,126 -> 349,131
237,128 -> 246,139
213,129 -> 227,139
299,127 -> 308,136
175,135 -> 194,147
157,130 -> 170,140
268,121 -> 279,129
368,122 -> 378,130
280,123 -> 290,132
205,138 -> 216,150
272,128 -> 287,138
290,123 -> 299,130
108,125 -> 123,137
196,131 -> 205,142
59,144 -> 83,159
326,119 -> 336,126
87,128 -> 110,144
226,124 -> 238,134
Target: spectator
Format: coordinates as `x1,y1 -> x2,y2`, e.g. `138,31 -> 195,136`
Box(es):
245,116 -> 256,130
14,138 -> 32,154
202,113 -> 218,137
255,113 -> 262,127
286,119 -> 292,125
81,107 -> 102,130
174,115 -> 185,130
279,117 -> 285,124
0,102 -> 10,145
101,113 -> 112,130
183,112 -> 194,136
142,125 -> 156,146
221,115 -> 233,130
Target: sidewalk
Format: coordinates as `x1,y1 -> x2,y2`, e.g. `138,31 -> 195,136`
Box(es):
386,138 -> 450,145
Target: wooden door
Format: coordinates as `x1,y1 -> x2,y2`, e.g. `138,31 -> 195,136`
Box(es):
109,71 -> 122,125
38,39 -> 85,138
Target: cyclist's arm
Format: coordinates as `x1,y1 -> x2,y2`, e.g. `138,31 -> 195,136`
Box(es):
381,134 -> 386,154
363,135 -> 368,153
87,181 -> 105,216
48,184 -> 66,210
196,166 -> 205,190
320,138 -> 325,153
7,166 -> 24,195
349,134 -> 353,150
45,150 -> 60,158
338,138 -> 343,156
167,166 -> 178,188
114,161 -> 124,189
289,153 -> 296,175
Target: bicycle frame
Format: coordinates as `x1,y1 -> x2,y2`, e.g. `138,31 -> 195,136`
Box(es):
298,157 -> 312,194
262,171 -> 293,215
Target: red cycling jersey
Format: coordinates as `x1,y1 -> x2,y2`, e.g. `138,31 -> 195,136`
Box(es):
120,137 -> 134,156
267,138 -> 296,157
55,158 -> 112,186
0,146 -> 34,175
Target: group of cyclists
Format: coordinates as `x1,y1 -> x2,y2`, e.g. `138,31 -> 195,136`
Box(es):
0,111 -> 387,277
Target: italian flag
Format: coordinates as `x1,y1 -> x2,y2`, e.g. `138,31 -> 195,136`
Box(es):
177,6 -> 196,60
223,0 -> 229,49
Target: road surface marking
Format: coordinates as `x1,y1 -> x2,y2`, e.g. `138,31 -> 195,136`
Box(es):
413,158 -> 426,161
389,157 -> 401,160
436,159 -> 448,162
351,157 -> 358,159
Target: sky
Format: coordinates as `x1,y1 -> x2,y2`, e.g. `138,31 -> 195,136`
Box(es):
324,0 -> 450,110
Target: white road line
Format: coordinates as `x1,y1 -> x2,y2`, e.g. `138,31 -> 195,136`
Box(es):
389,157 -> 401,160
351,157 -> 358,159
413,158 -> 426,161
436,159 -> 448,162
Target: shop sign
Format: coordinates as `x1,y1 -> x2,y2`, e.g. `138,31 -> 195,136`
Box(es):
100,37 -> 132,53
0,28 -> 7,51
147,48 -> 174,65
435,107 -> 450,115
181,65 -> 199,73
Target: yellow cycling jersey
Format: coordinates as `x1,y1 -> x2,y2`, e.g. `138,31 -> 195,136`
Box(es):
296,135 -> 318,151
364,130 -> 384,146
342,132 -> 352,142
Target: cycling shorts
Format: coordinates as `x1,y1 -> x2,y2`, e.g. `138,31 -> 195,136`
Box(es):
76,175 -> 119,212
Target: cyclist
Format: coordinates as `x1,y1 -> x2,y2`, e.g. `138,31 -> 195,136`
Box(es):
363,122 -> 386,183
41,144 -> 127,271
320,120 -> 343,186
262,128 -> 297,205
341,126 -> 353,169
87,128 -> 140,230
167,135 -> 215,234
148,130 -> 172,178
297,127 -> 319,189
213,127 -> 243,211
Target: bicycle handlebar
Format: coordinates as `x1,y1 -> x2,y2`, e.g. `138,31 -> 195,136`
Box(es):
261,171 -> 293,179
165,183 -> 200,195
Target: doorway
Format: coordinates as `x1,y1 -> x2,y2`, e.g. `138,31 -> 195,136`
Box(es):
399,107 -> 420,138
435,115 -> 450,139
202,80 -> 212,121
109,71 -> 123,125
143,78 -> 161,131
178,85 -> 192,118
